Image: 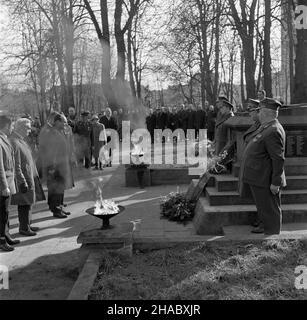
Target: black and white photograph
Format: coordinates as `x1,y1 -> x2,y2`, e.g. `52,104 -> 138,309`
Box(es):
0,0 -> 307,307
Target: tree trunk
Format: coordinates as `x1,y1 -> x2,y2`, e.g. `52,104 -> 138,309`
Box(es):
127,26 -> 137,97
243,38 -> 256,99
240,49 -> 245,103
263,0 -> 272,97
287,0 -> 295,103
52,0 -> 68,113
213,0 -> 221,100
115,0 -> 126,82
100,0 -> 116,107
63,0 -> 75,114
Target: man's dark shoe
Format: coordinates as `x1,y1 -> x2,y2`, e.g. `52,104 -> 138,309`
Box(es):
62,210 -> 71,216
53,211 -> 67,219
252,221 -> 261,228
5,235 -> 21,246
0,239 -> 14,252
19,230 -> 37,237
30,226 -> 40,232
251,226 -> 265,234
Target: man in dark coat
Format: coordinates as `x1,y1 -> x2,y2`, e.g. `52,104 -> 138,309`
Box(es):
187,104 -> 196,130
74,111 -> 92,169
100,108 -> 118,167
10,118 -> 46,237
39,113 -> 74,219
240,98 -> 287,235
214,100 -> 234,155
195,105 -> 206,140
206,105 -> 217,141
146,109 -> 156,143
0,115 -> 19,252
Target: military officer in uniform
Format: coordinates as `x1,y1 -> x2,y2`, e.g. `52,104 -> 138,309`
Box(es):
74,111 -> 92,169
240,98 -> 287,235
239,99 -> 261,226
214,100 -> 234,155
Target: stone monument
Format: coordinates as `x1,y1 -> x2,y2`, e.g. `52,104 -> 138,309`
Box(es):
193,105 -> 307,235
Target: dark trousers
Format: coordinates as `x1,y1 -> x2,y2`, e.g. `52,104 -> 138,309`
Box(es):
208,131 -> 215,142
94,157 -> 102,169
250,185 -> 282,235
48,192 -> 64,213
79,157 -> 91,169
18,205 -> 31,232
0,196 -> 10,238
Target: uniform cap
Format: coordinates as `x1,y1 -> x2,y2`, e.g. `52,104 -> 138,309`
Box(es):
222,100 -> 234,111
216,96 -> 229,104
260,98 -> 282,111
247,99 -> 260,112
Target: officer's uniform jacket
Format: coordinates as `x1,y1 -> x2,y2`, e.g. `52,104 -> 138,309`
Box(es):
241,119 -> 287,189
243,120 -> 261,145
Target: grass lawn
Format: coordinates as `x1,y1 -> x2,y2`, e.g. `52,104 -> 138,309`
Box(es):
89,240 -> 307,300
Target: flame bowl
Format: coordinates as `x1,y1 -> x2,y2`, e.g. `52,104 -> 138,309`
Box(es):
86,205 -> 125,230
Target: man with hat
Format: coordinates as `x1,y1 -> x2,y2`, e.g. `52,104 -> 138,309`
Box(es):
240,98 -> 287,235
214,100 -> 234,155
243,99 -> 261,145
74,111 -> 92,169
0,114 -> 19,252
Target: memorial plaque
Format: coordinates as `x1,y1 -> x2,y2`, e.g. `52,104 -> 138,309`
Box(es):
286,131 -> 307,158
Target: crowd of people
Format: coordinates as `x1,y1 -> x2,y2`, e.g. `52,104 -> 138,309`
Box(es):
145,103 -> 217,142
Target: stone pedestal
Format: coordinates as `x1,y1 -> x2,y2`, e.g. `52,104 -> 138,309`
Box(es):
227,105 -> 307,174
125,167 -> 151,188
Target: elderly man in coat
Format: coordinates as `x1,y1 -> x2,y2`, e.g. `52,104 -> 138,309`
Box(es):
39,113 -> 74,219
10,118 -> 46,237
0,115 -> 19,252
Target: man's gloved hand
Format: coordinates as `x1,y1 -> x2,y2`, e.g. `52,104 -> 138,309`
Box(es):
20,182 -> 29,194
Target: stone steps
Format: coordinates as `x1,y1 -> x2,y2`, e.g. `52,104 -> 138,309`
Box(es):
205,187 -> 307,206
214,175 -> 307,192
233,158 -> 307,177
193,197 -> 307,235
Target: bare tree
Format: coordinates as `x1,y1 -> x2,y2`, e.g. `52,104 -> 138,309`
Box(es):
228,0 -> 258,99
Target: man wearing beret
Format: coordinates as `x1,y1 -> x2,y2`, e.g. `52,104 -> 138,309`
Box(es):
0,115 -> 19,252
240,98 -> 287,235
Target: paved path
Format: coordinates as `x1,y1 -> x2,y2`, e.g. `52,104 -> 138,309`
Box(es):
0,166 -> 117,300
